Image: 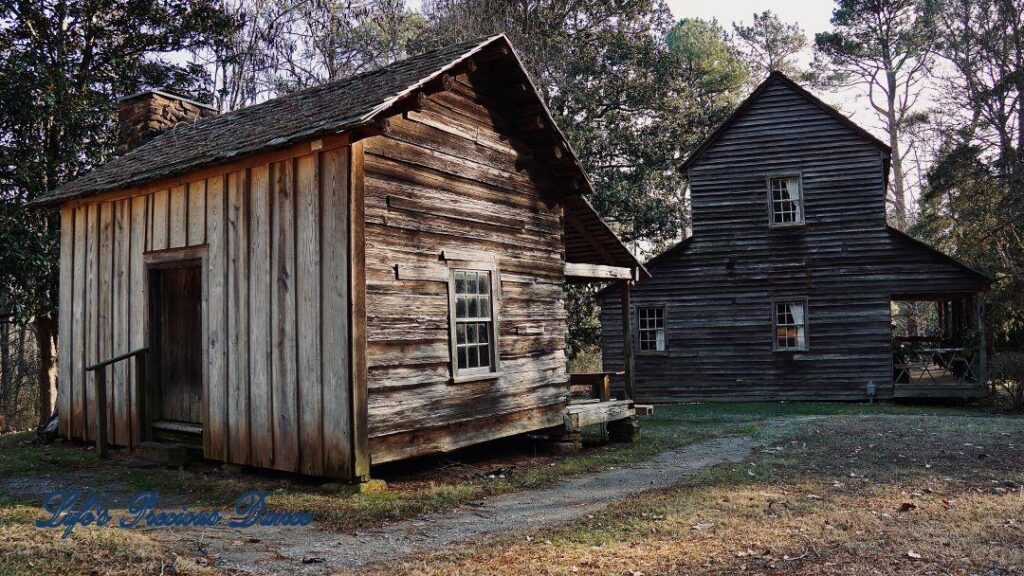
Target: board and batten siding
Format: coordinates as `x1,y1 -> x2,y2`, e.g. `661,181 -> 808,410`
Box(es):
362,71 -> 570,464
57,145 -> 357,478
602,79 -> 984,402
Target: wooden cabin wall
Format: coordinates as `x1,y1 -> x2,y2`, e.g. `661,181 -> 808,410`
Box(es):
362,72 -> 570,464
57,146 -> 356,478
601,81 -> 984,402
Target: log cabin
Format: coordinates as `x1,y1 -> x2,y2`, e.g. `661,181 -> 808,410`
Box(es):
600,71 -> 991,403
34,35 -> 644,481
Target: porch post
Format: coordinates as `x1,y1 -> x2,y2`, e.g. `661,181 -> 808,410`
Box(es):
937,300 -> 946,339
975,291 -> 987,385
620,278 -> 635,400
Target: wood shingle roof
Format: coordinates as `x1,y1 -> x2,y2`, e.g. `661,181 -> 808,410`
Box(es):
37,35 -> 501,205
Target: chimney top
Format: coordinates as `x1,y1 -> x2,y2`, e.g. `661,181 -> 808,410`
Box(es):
117,90 -> 218,153
117,89 -> 218,112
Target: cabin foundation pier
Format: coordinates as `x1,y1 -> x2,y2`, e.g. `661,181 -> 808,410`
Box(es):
539,425 -> 583,455
607,416 -> 640,443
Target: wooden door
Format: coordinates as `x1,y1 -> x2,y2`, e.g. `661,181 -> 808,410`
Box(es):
150,265 -> 203,425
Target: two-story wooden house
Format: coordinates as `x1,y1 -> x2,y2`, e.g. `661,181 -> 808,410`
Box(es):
600,72 -> 990,402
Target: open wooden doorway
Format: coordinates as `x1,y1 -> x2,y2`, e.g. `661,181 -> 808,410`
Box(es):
147,256 -> 204,445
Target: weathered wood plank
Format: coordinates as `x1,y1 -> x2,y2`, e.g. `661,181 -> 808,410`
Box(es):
205,175 -> 228,460
227,170 -> 250,464
295,153 -> 323,476
169,185 -> 187,248
112,199 -> 130,446
370,403 -> 564,465
271,159 -> 299,472
565,399 -> 634,429
71,206 -> 87,439
350,142 -> 369,478
247,164 -> 273,468
57,207 -> 74,438
151,188 -> 169,251
321,148 -> 352,479
564,262 -> 632,280
129,195 -> 147,446
98,201 -> 114,442
84,203 -> 99,441
187,180 -> 207,246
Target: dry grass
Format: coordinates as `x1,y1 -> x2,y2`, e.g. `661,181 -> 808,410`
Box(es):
0,403 -> 1015,576
381,414 -> 1024,576
0,499 -> 224,576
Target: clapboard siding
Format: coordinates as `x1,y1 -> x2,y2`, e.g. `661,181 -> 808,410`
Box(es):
602,78 -> 987,402
363,72 -> 569,464
58,146 -> 354,477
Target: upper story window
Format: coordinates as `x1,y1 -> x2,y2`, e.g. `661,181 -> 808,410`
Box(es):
451,269 -> 498,376
768,174 -> 804,227
774,299 -> 808,351
637,306 -> 666,352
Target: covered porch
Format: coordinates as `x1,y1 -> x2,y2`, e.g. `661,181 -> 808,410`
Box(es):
559,193 -> 647,437
891,292 -> 988,399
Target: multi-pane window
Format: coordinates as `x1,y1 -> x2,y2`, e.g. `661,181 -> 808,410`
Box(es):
769,175 -> 804,226
452,269 -> 495,373
774,300 -> 808,351
637,306 -> 666,352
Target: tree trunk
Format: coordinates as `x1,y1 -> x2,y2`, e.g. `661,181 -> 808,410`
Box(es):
885,69 -> 908,231
34,316 -> 56,429
0,321 -> 9,431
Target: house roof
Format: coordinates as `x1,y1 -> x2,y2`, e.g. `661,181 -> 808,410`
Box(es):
678,71 -> 891,173
37,35 -> 504,205
35,35 -> 645,273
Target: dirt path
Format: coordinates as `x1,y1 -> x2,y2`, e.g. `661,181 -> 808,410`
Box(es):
151,435 -> 754,575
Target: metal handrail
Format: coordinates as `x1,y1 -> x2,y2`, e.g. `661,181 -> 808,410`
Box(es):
84,347 -> 148,458
85,347 -> 149,372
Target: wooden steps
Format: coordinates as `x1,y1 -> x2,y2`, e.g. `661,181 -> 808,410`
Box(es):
564,399 -> 634,430
151,420 -> 202,446
135,441 -> 202,466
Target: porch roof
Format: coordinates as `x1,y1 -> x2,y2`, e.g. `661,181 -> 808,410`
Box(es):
885,226 -> 992,295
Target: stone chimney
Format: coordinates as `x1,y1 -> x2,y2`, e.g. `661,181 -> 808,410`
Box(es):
117,90 -> 218,152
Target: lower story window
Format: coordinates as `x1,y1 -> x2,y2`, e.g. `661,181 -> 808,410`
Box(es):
774,300 -> 807,351
453,269 -> 495,373
637,306 -> 666,352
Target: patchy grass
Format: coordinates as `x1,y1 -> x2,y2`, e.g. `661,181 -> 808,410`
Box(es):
0,402 -> 1005,576
383,411 -> 1024,576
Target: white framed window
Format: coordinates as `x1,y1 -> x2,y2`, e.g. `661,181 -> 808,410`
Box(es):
449,268 -> 499,377
768,174 -> 804,226
773,299 -> 808,351
637,306 -> 666,352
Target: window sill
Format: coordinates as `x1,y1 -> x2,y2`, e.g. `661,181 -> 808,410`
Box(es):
450,371 -> 502,384
774,348 -> 809,353
768,223 -> 806,230
636,350 -> 669,356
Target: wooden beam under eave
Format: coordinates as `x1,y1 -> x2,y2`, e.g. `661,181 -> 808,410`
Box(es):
565,211 -> 618,267
564,262 -> 632,280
